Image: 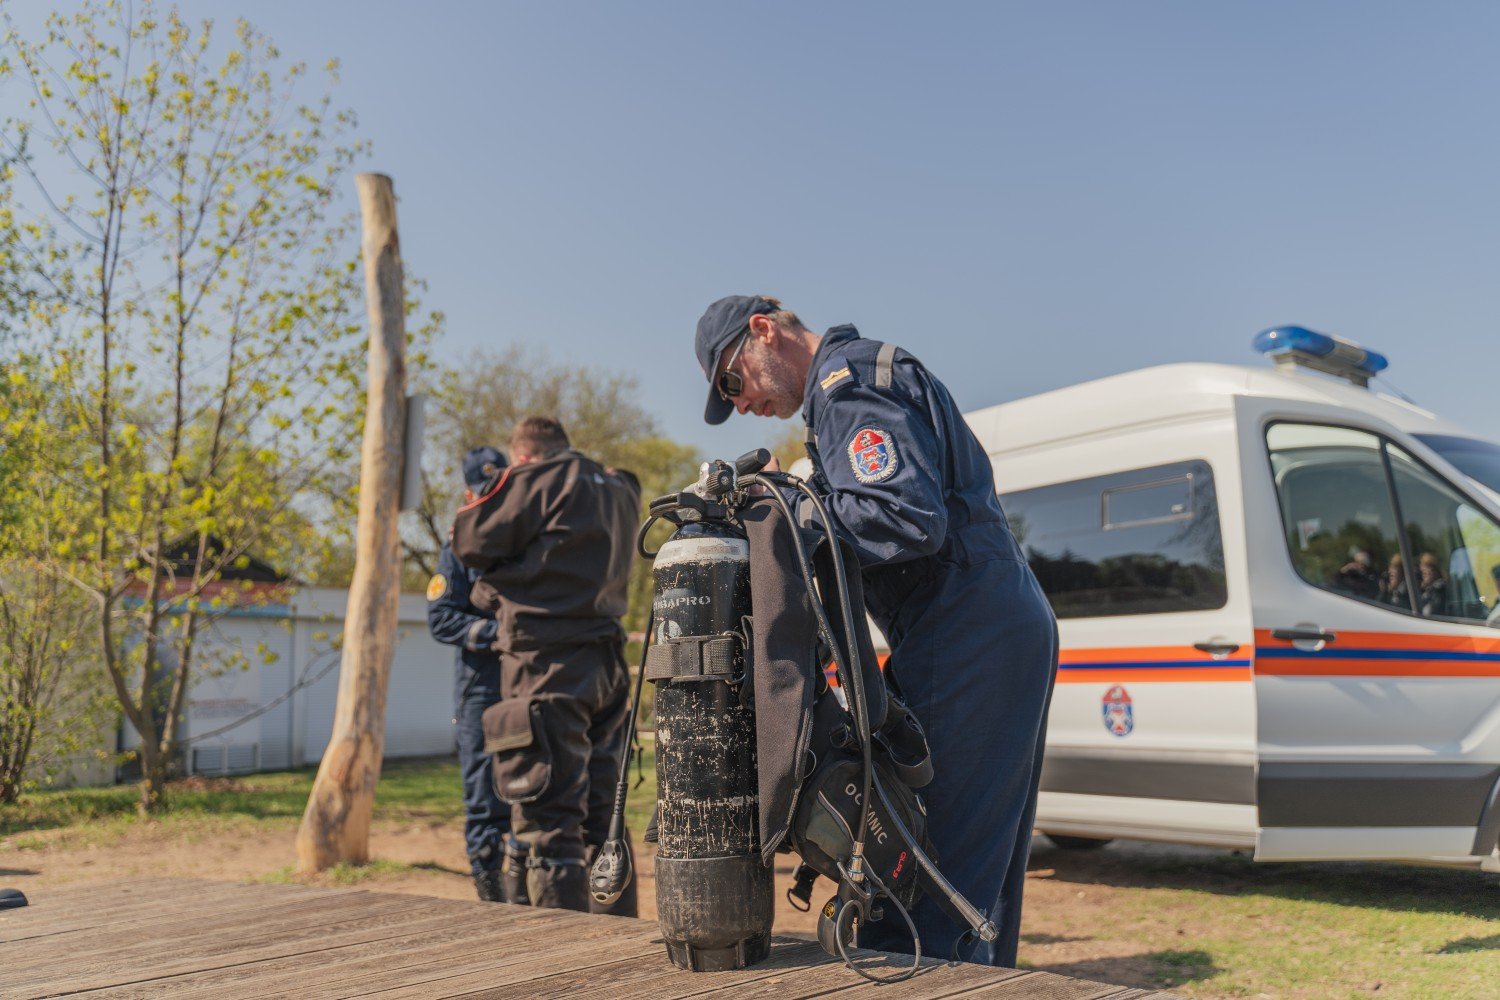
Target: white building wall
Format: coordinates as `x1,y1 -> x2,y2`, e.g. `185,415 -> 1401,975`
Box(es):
116,586 -> 456,780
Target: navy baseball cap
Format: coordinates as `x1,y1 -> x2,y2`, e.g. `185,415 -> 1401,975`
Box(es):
695,294 -> 778,425
462,446 -> 506,491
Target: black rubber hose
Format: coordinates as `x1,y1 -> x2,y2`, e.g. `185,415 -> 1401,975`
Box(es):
604,607 -> 654,843
787,478 -> 876,864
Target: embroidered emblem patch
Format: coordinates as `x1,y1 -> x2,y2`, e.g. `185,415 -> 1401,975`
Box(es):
847,427 -> 898,483
426,574 -> 448,602
1101,684 -> 1134,737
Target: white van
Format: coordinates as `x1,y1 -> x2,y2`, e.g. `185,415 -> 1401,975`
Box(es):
965,327 -> 1500,871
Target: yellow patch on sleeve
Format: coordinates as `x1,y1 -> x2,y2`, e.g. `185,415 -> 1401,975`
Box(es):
426,574 -> 448,602
820,366 -> 852,391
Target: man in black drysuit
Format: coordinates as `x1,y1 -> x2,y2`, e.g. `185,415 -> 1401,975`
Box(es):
426,446 -> 528,903
693,294 -> 1058,967
451,417 -> 641,914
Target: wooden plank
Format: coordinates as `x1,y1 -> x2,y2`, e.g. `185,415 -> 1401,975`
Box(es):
477,939 -> 838,1000
58,906 -> 557,999
1,879 -> 309,942
9,891 -> 526,996
4,886 -> 379,970
2,884 -> 353,978
0,880 -> 1166,1000
6,880 -> 331,944
946,971 -> 1134,1000
644,950 -> 1023,1000
343,921 -> 666,1000
4,891 -> 435,993
466,941 -> 1021,1000
277,910 -> 602,999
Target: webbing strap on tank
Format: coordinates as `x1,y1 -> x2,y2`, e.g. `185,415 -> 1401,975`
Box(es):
644,633 -> 741,682
874,342 -> 898,388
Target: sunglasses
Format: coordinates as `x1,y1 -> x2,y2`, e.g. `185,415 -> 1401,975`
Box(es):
715,328 -> 751,401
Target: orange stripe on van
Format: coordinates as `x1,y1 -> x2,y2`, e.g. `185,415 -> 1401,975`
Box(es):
1254,628 -> 1500,655
1254,628 -> 1500,678
1054,666 -> 1252,684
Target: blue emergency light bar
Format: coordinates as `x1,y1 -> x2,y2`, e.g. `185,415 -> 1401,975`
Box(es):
1252,325 -> 1388,387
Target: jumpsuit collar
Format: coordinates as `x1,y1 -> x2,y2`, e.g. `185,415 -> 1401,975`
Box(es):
801,324 -> 861,423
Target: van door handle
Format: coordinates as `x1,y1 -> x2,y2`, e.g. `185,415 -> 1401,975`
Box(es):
1270,628 -> 1337,644
1193,642 -> 1241,656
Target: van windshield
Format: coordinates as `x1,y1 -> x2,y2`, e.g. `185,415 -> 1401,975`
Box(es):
1415,434 -> 1500,495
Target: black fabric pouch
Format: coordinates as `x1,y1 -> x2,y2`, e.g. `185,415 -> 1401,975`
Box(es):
790,744 -> 930,909
788,684 -> 932,906
483,698 -> 552,804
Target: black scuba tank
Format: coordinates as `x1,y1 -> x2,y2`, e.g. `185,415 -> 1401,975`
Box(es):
646,519 -> 773,972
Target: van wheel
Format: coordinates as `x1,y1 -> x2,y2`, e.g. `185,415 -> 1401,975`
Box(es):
1045,834 -> 1112,850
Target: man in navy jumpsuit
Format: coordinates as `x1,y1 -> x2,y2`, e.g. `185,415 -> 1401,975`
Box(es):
693,295 -> 1057,967
427,446 -> 520,902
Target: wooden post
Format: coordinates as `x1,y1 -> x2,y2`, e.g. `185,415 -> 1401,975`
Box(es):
296,173 -> 407,872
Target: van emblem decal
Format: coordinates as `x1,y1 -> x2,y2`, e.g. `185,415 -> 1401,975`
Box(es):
1102,684 -> 1134,737
848,427 -> 898,484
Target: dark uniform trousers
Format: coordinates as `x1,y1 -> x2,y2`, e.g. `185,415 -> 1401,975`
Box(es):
454,659 -> 508,874
859,543 -> 1057,966
427,542 -> 512,879
500,637 -> 636,913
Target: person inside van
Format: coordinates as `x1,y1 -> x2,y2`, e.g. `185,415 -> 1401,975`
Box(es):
1418,552 -> 1449,617
1337,549 -> 1380,600
1380,553 -> 1408,608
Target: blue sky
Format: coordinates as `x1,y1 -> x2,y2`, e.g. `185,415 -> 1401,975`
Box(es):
8,1 -> 1498,457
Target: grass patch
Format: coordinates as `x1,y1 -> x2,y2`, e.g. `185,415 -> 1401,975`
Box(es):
623,736 -> 656,840
0,756 -> 466,844
252,858 -> 416,886
1026,841 -> 1500,998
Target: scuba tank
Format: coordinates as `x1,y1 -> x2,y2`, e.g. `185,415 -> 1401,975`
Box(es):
589,452 -> 775,972
648,520 -> 773,971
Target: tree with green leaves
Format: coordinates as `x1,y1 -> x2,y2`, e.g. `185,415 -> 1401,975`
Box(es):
1,1 -> 375,812
411,345 -> 700,632
0,354 -> 116,802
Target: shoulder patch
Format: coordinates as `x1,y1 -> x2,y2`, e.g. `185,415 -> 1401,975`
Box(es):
426,574 -> 448,602
817,355 -> 855,395
847,427 -> 899,484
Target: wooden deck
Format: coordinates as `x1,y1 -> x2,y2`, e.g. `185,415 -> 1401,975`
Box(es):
2,879 -> 1178,998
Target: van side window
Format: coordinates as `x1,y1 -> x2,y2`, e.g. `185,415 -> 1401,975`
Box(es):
1266,424 -> 1409,610
1266,423 -> 1500,627
1000,460 -> 1227,618
1387,443 -> 1500,625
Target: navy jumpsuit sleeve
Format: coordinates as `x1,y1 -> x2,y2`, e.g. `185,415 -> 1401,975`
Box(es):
427,543 -> 498,652
806,375 -> 949,567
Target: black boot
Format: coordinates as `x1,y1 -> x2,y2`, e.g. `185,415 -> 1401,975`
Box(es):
526,856 -> 590,912
501,835 -> 531,905
473,869 -> 505,902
